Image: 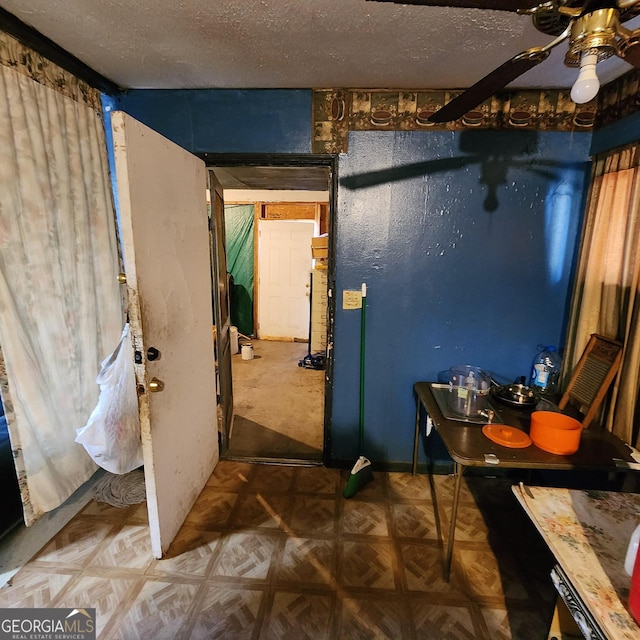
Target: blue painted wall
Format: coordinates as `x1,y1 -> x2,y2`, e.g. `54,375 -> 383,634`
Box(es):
331,129 -> 591,466
114,89 -> 312,153
591,110 -> 640,155
114,90 -> 592,468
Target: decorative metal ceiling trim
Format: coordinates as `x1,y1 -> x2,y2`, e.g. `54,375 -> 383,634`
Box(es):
313,88 -> 597,153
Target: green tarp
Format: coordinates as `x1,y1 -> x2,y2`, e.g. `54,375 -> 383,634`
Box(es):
224,204 -> 254,335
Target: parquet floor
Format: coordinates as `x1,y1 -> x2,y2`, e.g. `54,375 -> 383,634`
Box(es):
0,461 -> 557,639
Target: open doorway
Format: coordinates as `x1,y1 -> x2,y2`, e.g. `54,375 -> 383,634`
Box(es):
205,156 -> 335,465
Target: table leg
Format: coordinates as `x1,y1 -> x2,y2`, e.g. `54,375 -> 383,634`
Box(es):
444,461 -> 463,581
412,396 -> 421,476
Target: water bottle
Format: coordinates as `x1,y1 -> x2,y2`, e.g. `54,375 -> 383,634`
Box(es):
530,345 -> 562,395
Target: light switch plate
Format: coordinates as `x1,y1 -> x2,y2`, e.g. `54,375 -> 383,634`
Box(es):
343,290 -> 362,309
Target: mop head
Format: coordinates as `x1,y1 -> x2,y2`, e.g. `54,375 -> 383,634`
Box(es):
343,456 -> 373,498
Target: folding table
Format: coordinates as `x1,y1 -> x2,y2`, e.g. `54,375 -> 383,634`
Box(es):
412,381 -> 637,580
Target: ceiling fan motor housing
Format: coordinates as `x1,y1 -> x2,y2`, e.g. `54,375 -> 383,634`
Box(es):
564,8 -> 620,65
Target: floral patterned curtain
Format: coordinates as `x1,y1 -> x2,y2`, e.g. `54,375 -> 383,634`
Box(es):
0,31 -> 123,524
564,144 -> 640,447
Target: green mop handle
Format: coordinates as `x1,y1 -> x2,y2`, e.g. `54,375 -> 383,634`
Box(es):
359,283 -> 367,452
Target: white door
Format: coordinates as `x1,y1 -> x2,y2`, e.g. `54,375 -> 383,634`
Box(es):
257,219 -> 314,340
111,111 -> 219,557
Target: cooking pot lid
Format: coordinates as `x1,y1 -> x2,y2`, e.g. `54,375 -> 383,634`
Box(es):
482,424 -> 532,449
491,384 -> 537,406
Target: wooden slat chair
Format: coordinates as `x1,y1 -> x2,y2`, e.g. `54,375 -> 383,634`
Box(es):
558,333 -> 623,428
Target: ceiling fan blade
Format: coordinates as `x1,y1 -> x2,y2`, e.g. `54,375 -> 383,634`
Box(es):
427,51 -> 549,123
366,0 -> 543,11
428,28 -> 570,123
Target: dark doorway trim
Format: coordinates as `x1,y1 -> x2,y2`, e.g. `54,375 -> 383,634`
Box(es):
197,153 -> 336,168
202,153 -> 338,468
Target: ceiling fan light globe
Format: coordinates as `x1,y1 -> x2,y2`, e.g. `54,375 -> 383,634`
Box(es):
570,54 -> 600,104
571,77 -> 599,103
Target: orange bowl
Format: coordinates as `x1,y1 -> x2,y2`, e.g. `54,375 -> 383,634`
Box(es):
529,411 -> 583,455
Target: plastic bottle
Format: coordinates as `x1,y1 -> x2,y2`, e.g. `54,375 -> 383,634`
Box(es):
530,345 -> 562,395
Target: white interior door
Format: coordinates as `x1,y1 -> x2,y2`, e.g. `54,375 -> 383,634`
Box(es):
257,219 -> 314,340
111,111 -> 219,557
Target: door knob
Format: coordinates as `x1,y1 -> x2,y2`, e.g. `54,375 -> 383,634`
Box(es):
147,347 -> 160,361
149,377 -> 165,393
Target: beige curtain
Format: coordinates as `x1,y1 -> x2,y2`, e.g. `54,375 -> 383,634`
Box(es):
564,144 -> 640,447
0,32 -> 123,523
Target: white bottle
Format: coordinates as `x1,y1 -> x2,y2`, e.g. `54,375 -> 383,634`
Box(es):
625,524 -> 640,576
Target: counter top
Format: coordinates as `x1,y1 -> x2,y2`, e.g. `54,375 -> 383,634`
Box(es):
514,484 -> 640,640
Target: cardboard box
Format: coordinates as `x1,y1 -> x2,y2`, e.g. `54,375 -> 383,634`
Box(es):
311,235 -> 328,259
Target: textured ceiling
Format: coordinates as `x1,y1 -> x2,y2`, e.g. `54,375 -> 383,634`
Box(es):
1,0 -> 639,92
212,166 -> 330,192
3,1 -> 638,192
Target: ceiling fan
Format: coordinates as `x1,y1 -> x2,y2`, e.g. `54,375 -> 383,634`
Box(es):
368,0 -> 640,122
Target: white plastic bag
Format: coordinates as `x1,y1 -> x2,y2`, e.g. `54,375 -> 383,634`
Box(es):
76,323 -> 143,474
